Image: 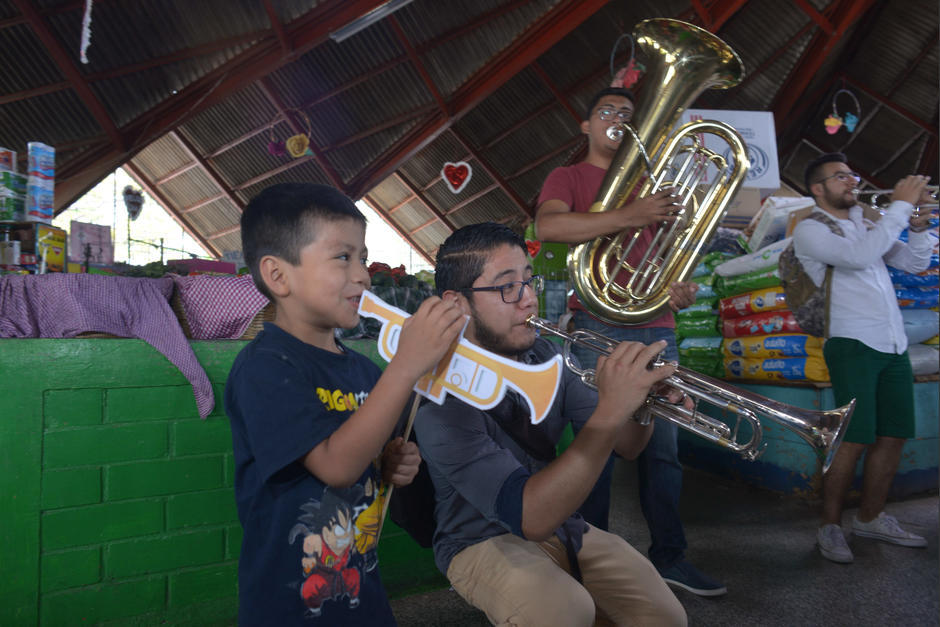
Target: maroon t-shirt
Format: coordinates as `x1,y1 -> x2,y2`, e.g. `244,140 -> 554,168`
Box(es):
537,162 -> 674,329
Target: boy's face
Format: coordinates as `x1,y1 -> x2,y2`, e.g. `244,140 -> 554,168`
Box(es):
282,217 -> 370,336
581,95 -> 634,155
460,243 -> 538,357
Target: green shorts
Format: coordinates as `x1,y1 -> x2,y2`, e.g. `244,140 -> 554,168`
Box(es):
824,337 -> 915,444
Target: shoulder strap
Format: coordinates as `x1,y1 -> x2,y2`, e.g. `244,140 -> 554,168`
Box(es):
805,210 -> 845,238
805,210 -> 843,337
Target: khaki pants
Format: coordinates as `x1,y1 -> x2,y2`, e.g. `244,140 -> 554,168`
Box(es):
446,525 -> 686,627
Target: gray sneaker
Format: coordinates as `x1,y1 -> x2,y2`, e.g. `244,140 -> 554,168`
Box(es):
852,512 -> 927,548
817,524 -> 853,563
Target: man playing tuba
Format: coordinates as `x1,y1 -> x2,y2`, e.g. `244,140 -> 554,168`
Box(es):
535,86 -> 725,597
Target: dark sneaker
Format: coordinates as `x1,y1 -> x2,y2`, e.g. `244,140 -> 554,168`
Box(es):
658,560 -> 727,597
817,523 -> 853,563
852,512 -> 927,548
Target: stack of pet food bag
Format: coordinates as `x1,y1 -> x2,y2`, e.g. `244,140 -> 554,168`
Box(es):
710,238 -> 830,383
698,216 -> 940,383
674,251 -> 734,379
893,226 -> 940,375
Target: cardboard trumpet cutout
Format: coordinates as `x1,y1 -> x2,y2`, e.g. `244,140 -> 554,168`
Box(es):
358,290 -> 562,424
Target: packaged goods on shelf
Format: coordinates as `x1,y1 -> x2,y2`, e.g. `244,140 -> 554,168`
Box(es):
26,142 -> 54,223
724,355 -> 830,382
722,334 -> 823,359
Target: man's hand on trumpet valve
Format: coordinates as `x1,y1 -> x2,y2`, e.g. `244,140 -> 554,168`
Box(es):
651,381 -> 695,412
890,174 -> 930,207
593,339 -> 677,427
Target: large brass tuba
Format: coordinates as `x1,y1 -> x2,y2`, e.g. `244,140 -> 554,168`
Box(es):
569,18 -> 750,324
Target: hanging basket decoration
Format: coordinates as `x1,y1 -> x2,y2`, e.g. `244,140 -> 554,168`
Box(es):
285,133 -> 311,158
609,33 -> 644,89
824,88 -> 861,134
268,109 -> 314,158
123,186 -> 144,221
441,161 -> 472,194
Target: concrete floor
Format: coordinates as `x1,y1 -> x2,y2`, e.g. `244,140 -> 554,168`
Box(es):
390,458 -> 939,626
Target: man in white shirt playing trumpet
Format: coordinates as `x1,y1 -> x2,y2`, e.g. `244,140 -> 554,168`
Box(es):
793,152 -> 933,564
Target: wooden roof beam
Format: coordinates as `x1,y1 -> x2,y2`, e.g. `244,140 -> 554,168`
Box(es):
123,161 -> 221,258
771,0 -> 878,130
323,104 -> 437,152
451,128 -> 532,219
234,155 -> 317,192
531,64 -> 582,124
54,1 -> 391,209
706,0 -> 751,32
171,130 -> 245,213
361,193 -> 434,266
394,172 -> 458,233
206,224 -> 241,240
262,0 -> 293,58
347,0 -> 608,198
258,78 -> 347,189
389,16 -> 448,117
838,74 -> 938,136
792,0 -> 835,34
12,0 -> 124,150
181,193 -> 227,214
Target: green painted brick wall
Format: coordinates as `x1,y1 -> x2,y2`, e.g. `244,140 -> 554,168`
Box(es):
2,339 -> 244,625
1,337 -> 443,626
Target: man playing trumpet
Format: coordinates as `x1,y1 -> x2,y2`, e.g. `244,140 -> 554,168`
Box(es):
795,152 -> 933,563
413,222 -> 688,626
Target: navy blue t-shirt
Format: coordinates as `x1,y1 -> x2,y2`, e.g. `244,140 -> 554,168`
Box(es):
225,322 -> 396,626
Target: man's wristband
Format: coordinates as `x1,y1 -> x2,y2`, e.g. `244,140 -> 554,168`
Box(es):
908,223 -> 931,233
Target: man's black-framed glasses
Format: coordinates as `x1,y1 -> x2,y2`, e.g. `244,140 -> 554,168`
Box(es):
595,107 -> 633,122
814,171 -> 861,185
460,275 -> 544,304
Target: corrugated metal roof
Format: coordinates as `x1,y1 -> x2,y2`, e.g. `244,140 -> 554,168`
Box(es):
0,0 -> 933,268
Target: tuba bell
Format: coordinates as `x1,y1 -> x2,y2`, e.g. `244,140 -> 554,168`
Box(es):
568,18 -> 750,325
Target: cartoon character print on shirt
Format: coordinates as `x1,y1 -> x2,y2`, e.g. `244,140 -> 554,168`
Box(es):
288,486 -> 366,619
353,475 -> 387,573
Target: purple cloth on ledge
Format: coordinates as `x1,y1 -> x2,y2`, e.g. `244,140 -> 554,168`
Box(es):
0,274 -> 214,418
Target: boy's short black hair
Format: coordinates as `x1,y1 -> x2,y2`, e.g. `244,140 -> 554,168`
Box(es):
584,87 -> 636,121
434,222 -> 527,296
803,152 -> 848,196
241,182 -> 365,299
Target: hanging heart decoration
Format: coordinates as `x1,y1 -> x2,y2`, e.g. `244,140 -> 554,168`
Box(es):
525,240 -> 541,258
441,161 -> 472,194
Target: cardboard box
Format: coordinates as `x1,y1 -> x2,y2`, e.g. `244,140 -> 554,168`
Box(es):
35,223 -> 66,272
0,147 -> 15,172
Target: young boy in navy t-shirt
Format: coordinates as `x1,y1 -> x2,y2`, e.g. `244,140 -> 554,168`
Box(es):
225,183 -> 464,625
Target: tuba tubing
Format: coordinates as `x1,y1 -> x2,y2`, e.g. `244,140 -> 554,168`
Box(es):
568,18 -> 750,325
525,315 -> 854,473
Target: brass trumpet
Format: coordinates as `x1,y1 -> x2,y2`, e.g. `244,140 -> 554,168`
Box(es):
525,315 -> 855,473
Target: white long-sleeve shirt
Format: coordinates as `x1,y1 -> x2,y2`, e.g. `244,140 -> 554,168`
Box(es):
792,200 -> 933,354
